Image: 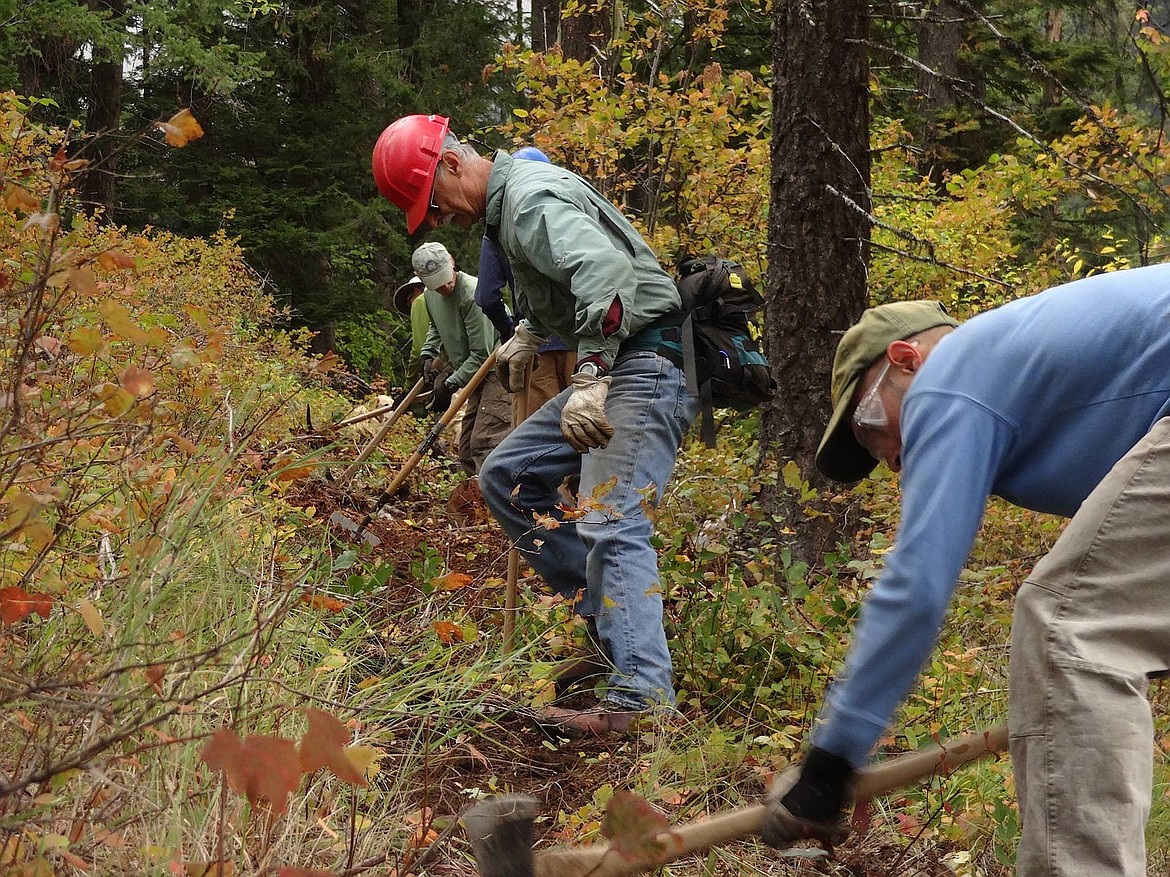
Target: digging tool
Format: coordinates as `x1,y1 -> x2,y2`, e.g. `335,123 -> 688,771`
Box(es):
330,350 -> 499,546
502,360 -> 533,653
465,723 -> 1008,877
334,375 -> 429,488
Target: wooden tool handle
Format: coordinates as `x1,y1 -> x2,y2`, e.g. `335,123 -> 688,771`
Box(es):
535,724 -> 1007,877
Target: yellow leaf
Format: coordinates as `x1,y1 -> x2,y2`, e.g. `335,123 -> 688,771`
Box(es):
343,745 -> 383,782
98,300 -> 151,345
78,599 -> 104,637
66,326 -> 106,356
95,382 -> 135,417
119,365 -> 155,398
183,304 -> 211,330
157,108 -> 205,147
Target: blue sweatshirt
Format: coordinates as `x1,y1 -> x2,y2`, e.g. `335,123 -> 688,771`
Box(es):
815,264 -> 1170,766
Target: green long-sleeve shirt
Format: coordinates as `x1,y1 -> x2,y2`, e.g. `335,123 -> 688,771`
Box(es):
419,271 -> 498,388
484,151 -> 681,367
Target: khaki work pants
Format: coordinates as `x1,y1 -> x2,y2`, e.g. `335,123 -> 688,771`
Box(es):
1009,416 -> 1170,876
512,349 -> 575,424
458,369 -> 513,476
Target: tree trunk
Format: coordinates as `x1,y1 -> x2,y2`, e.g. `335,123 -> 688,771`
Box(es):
79,0 -> 125,221
531,0 -> 557,52
759,0 -> 870,563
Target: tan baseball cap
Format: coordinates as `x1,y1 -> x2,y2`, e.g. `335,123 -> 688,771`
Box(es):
412,241 -> 454,291
816,300 -> 959,482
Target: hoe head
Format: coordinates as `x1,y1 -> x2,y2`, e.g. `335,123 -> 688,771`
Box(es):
328,510 -> 381,548
463,795 -> 539,877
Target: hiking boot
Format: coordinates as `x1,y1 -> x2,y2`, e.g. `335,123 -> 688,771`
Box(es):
537,702 -> 644,738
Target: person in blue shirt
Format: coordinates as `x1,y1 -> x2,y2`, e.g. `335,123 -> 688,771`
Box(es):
764,266 -> 1170,876
474,146 -> 576,425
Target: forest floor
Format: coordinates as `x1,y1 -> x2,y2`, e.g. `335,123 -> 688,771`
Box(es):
284,446 -> 993,877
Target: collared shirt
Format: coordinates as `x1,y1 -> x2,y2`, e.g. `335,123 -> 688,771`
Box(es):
484,151 -> 680,367
419,271 -> 499,388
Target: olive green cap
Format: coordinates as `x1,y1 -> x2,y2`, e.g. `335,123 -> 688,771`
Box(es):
816,300 -> 959,483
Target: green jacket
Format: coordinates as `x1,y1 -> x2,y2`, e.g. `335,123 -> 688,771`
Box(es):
484,151 -> 681,367
419,271 -> 499,388
409,292 -> 430,366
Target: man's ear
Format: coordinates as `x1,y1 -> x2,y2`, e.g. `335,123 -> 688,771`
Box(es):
887,339 -> 923,373
440,149 -> 461,176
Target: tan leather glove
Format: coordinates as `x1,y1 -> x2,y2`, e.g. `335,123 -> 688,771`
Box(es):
761,748 -> 853,849
495,323 -> 545,393
560,372 -> 613,452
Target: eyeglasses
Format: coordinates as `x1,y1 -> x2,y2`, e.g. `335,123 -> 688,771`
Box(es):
851,359 -> 892,431
428,179 -> 440,215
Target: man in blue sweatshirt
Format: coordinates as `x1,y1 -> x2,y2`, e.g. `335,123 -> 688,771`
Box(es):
764,265 -> 1170,876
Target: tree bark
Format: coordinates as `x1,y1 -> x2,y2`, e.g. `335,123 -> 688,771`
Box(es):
760,0 -> 870,562
78,0 -> 126,221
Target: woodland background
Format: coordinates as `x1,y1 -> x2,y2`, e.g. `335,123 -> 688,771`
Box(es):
3,0 -> 1170,875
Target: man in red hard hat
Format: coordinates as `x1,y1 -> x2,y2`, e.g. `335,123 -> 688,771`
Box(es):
372,115 -> 700,737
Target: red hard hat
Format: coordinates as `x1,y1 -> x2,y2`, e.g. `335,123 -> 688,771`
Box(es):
371,114 -> 451,233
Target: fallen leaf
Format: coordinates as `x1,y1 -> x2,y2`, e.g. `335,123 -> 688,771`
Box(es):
432,572 -> 471,591
433,620 -> 464,643
120,366 -> 155,398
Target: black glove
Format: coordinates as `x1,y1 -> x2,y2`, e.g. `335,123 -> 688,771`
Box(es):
429,373 -> 456,412
420,356 -> 436,385
761,747 -> 854,848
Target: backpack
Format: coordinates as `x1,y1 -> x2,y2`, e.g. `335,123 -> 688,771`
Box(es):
656,255 -> 776,446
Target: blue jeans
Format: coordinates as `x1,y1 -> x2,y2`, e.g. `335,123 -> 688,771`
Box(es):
480,351 -> 699,710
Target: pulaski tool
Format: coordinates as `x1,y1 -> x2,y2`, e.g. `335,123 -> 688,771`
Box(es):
464,724 -> 1008,877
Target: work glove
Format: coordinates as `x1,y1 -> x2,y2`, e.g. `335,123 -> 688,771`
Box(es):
560,372 -> 613,452
420,356 -> 436,385
429,370 -> 456,413
495,323 -> 545,393
761,747 -> 854,849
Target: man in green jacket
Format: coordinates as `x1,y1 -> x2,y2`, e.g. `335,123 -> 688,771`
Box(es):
373,114 -> 700,736
391,275 -> 431,379
411,241 -> 512,476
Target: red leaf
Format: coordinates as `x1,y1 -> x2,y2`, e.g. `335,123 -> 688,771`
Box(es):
200,727 -> 301,813
0,586 -> 53,624
298,709 -> 366,786
433,620 -> 464,644
601,791 -> 682,864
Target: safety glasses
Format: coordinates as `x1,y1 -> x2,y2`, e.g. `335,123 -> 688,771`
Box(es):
851,359 -> 892,431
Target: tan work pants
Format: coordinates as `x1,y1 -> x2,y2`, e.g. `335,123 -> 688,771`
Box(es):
513,349 -> 575,424
459,369 -> 513,476
1010,416 -> 1170,876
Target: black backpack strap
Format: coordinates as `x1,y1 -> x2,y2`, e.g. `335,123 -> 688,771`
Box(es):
678,312 -> 716,447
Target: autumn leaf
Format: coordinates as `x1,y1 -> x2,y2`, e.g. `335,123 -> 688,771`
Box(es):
68,266 -> 98,296
0,586 -> 53,624
311,351 -> 342,373
96,249 -> 137,271
98,300 -> 153,345
4,184 -> 40,213
298,592 -> 346,613
158,108 -> 205,147
200,728 -> 302,814
298,709 -> 367,786
431,572 -> 471,591
66,326 -> 106,356
600,791 -> 681,865
120,365 -> 155,398
433,620 -> 464,643
183,863 -> 234,877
